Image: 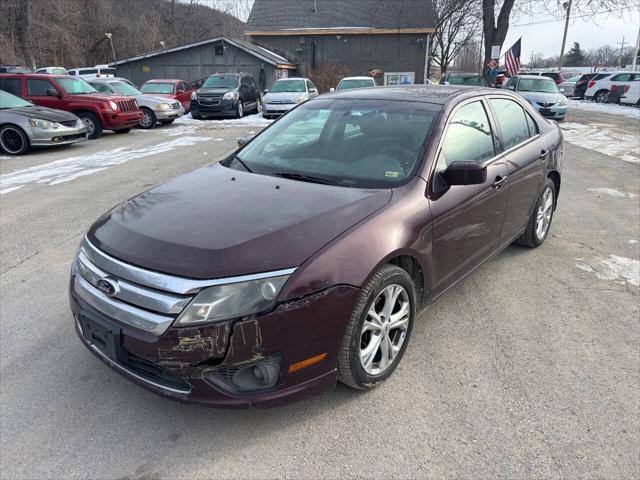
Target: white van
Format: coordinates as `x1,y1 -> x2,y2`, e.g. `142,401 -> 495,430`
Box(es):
34,66 -> 69,75
68,66 -> 116,80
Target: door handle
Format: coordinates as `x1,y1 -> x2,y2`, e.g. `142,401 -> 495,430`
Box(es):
493,175 -> 508,189
540,150 -> 549,160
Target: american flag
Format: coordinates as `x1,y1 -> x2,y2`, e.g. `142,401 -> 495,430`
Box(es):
504,39 -> 522,77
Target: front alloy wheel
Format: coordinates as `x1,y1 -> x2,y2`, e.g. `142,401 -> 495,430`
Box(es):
338,264 -> 415,390
236,101 -> 244,118
359,284 -> 410,375
0,125 -> 29,155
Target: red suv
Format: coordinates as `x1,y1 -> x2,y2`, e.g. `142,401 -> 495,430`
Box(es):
0,74 -> 143,139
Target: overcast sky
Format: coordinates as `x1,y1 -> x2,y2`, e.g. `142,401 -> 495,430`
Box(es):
503,7 -> 639,59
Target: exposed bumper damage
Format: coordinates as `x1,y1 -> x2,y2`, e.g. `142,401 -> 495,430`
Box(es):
70,283 -> 360,407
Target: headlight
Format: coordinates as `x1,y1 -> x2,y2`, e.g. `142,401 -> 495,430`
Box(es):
157,103 -> 171,111
558,96 -> 568,106
294,95 -> 307,103
191,91 -> 198,100
108,100 -> 118,110
223,91 -> 239,100
175,274 -> 291,326
29,118 -> 60,129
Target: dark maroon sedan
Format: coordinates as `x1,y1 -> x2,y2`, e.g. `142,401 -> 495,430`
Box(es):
70,85 -> 562,407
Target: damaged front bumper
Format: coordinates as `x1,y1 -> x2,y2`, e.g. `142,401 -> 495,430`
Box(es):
70,281 -> 360,407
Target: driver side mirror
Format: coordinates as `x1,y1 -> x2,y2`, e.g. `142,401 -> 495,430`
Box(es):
46,88 -> 60,97
442,161 -> 487,186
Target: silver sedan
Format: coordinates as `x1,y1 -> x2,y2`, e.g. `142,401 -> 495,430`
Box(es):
0,90 -> 87,155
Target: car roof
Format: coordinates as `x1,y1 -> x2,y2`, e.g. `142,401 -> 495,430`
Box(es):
145,79 -> 181,83
516,75 -> 555,80
0,73 -> 73,79
340,76 -> 375,81
275,77 -> 308,81
321,84 -> 499,105
447,72 -> 481,77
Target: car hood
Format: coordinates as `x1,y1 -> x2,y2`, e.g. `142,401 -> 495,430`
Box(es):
136,94 -> 180,106
264,92 -> 305,102
197,88 -> 234,95
5,106 -> 79,122
88,164 -> 392,279
518,91 -> 562,103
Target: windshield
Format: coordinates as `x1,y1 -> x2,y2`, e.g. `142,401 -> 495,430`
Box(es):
337,79 -> 375,90
202,76 -> 239,89
0,90 -> 33,109
271,80 -> 306,93
141,82 -> 174,94
111,82 -> 142,96
56,77 -> 98,94
447,75 -> 486,86
517,78 -> 559,93
224,99 -> 440,189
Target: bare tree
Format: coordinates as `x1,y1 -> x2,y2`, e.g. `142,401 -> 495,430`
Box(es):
430,0 -> 482,75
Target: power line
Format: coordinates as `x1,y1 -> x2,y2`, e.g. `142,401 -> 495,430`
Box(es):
511,5 -> 640,28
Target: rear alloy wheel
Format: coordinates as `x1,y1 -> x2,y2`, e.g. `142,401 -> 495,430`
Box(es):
78,112 -> 102,139
594,90 -> 608,103
236,101 -> 244,119
338,264 -> 415,390
515,178 -> 556,248
0,125 -> 30,155
139,108 -> 157,129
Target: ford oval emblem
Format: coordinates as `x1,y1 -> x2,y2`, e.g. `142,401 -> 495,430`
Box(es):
96,277 -> 119,297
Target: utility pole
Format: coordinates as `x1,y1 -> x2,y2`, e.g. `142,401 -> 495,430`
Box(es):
105,33 -> 116,64
633,26 -> 640,70
617,36 -> 627,69
558,0 -> 572,71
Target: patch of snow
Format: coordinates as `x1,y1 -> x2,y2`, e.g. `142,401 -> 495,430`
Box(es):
576,255 -> 639,287
175,113 -> 273,128
569,99 -> 640,119
560,122 -> 640,164
629,239 -> 639,244
159,124 -> 198,137
0,156 -> 12,160
0,136 -> 208,194
587,187 -> 636,198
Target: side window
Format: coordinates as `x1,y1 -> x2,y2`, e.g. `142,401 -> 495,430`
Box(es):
307,80 -> 316,92
611,74 -> 631,82
240,76 -> 249,86
26,79 -> 54,96
438,101 -> 495,169
181,81 -> 190,91
92,84 -> 111,94
525,112 -> 539,137
0,78 -> 22,96
489,98 -> 531,150
245,76 -> 255,87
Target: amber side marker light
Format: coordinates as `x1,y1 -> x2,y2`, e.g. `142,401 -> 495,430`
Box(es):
288,353 -> 327,373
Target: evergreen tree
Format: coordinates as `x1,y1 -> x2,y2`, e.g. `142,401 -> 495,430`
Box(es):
565,42 -> 586,67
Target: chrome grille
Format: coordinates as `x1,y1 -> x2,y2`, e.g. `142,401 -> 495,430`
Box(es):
537,102 -> 555,108
73,237 -> 297,335
170,102 -> 180,110
117,99 -> 138,112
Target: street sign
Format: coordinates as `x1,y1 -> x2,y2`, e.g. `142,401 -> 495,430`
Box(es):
491,45 -> 501,59
487,59 -> 499,70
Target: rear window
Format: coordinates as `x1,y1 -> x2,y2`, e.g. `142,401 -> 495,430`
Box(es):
26,79 -> 54,95
593,73 -> 610,81
99,68 -> 116,75
447,75 -> 486,86
0,78 -> 22,96
79,69 -> 98,75
141,82 -> 175,94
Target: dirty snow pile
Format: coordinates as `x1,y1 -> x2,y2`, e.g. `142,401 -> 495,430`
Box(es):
569,100 -> 640,119
560,122 -> 640,164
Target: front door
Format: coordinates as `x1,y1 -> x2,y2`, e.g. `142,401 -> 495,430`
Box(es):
25,78 -> 66,110
487,97 -> 545,238
429,100 -> 509,297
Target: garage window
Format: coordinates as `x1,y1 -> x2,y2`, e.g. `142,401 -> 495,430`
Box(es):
215,45 -> 224,56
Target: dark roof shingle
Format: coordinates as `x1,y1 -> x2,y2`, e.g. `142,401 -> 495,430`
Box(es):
246,0 -> 435,32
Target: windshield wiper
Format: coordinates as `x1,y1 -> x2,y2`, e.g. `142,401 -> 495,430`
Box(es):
271,172 -> 335,185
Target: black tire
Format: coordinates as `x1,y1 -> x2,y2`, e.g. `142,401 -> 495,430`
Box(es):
159,119 -> 175,125
191,113 -> 202,120
139,108 -> 157,129
0,125 -> 30,155
113,128 -> 131,134
78,112 -> 102,139
515,177 -> 556,248
338,264 -> 416,390
594,90 -> 608,103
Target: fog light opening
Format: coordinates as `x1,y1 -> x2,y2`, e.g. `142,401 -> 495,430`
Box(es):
215,356 -> 281,392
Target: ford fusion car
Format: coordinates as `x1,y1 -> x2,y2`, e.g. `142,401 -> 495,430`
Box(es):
261,78 -> 318,119
70,86 -> 563,407
505,75 -> 568,120
0,89 -> 86,155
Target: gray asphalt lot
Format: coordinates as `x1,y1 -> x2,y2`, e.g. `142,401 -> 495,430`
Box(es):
1,107 -> 639,479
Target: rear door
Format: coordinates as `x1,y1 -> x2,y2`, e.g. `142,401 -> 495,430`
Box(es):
487,97 -> 545,239
429,99 -> 509,296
